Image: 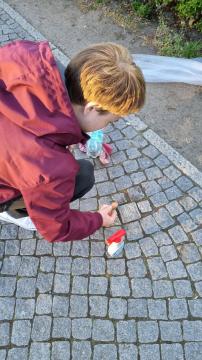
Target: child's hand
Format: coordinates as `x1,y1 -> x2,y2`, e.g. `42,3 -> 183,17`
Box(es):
98,202 -> 118,227
68,145 -> 75,153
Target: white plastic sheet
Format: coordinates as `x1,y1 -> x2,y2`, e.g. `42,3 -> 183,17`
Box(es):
133,54 -> 202,85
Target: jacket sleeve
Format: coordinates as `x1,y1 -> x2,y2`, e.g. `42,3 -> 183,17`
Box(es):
21,177 -> 103,242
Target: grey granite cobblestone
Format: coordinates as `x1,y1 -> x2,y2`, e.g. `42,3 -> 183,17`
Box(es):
152,280 -> 174,298
29,342 -> 51,360
115,175 -> 132,190
52,317 -> 71,339
89,296 -> 108,317
140,215 -> 160,234
166,260 -> 188,279
139,237 -> 158,256
93,344 -> 117,360
160,320 -> 182,341
71,241 -> 89,257
117,320 -> 136,342
1,256 -> 21,275
0,5 -> 201,358
72,276 -> 88,294
138,321 -> 159,343
109,298 -> 127,319
52,295 -> 69,317
184,342 -> 202,360
127,186 -> 145,201
123,159 -> 139,173
12,320 -> 31,345
142,144 -> 160,159
0,224 -> 18,239
124,242 -> 141,258
107,165 -> 124,179
165,185 -> 183,200
52,342 -> 70,360
161,344 -> 184,360
168,225 -> 188,243
178,243 -> 201,264
166,199 -> 183,216
119,344 -> 138,360
183,320 -> 202,341
69,295 -> 88,317
127,258 -> 147,278
191,229 -> 202,245
158,175 -> 174,189
0,322 -> 10,346
20,239 -> 36,255
0,276 -> 16,296
93,319 -> 114,341
15,298 -> 35,319
150,191 -> 168,207
153,231 -> 172,246
72,341 -> 91,360
130,171 -> 146,185
137,199 -> 152,213
147,257 -> 167,279
187,262 -> 202,281
36,273 -> 53,293
163,165 -> 181,181
180,195 -> 197,211
188,299 -> 202,318
138,156 -> 154,169
148,299 -> 167,319
89,276 -> 108,295
128,298 -> 148,318
189,186 -> 202,202
54,274 -> 70,293
18,256 -> 39,276
154,154 -> 171,168
174,279 -> 193,298
31,315 -> 52,341
110,276 -> 130,297
124,221 -> 144,240
195,282 -> 202,296
160,245 -> 178,262
178,212 -> 198,232
5,240 -> 20,255
176,175 -> 193,191
140,344 -> 160,360
153,207 -> 175,229
7,348 -> 28,360
131,278 -> 152,298
36,294 -> 52,314
119,202 -> 141,223
169,299 -> 188,319
126,147 -> 141,159
107,259 -> 125,275
121,125 -> 137,139
90,257 -> 106,275
17,277 -> 36,297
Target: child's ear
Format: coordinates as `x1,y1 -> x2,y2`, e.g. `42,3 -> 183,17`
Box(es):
84,102 -> 97,115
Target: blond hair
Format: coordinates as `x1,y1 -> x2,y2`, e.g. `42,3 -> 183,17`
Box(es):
65,42 -> 145,116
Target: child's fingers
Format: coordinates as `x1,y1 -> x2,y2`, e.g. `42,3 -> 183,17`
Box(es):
110,210 -> 117,221
111,202 -> 118,210
109,202 -> 118,216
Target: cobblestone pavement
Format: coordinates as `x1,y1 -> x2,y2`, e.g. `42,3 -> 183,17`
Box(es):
0,3 -> 202,360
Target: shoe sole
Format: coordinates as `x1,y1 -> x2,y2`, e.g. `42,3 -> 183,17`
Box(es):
0,213 -> 36,231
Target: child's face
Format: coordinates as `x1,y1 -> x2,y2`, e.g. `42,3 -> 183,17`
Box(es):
77,103 -> 119,132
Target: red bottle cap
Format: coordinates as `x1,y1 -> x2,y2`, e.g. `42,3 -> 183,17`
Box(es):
105,229 -> 126,245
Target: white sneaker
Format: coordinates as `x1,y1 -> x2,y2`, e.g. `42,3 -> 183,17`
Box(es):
0,211 -> 36,231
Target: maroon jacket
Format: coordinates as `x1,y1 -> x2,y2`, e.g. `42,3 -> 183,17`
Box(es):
0,40 -> 103,242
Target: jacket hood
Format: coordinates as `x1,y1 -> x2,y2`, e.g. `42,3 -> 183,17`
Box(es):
0,40 -> 87,146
